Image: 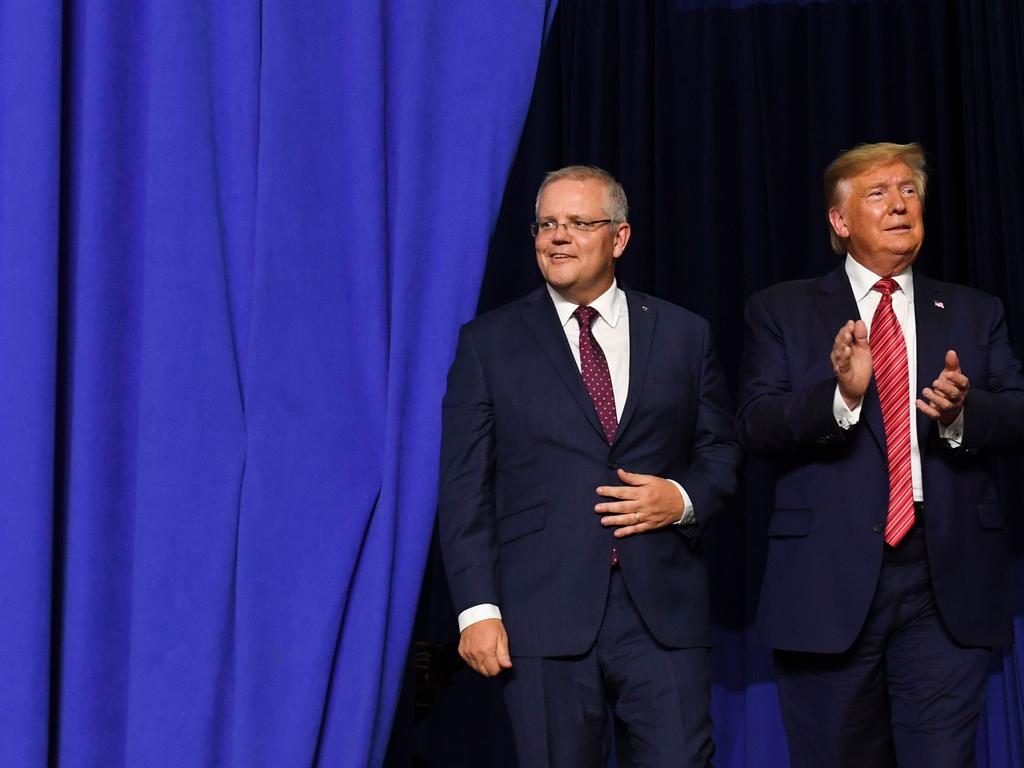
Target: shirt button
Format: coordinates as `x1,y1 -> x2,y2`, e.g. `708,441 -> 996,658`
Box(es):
873,523 -> 884,534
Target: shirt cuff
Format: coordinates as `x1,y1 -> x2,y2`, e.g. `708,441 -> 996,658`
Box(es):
938,409 -> 965,446
666,478 -> 695,525
833,384 -> 862,430
457,603 -> 502,633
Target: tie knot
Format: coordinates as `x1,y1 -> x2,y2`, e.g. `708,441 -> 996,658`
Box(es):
873,278 -> 899,297
573,305 -> 599,329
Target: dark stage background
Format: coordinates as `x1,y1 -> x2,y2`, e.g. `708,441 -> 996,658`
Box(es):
389,0 -> 1024,765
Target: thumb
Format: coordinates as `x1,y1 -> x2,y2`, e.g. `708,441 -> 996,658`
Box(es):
853,319 -> 868,345
945,349 -> 960,372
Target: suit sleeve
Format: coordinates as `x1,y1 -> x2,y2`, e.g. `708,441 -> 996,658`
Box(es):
955,296 -> 1024,453
735,292 -> 847,456
673,321 -> 741,534
437,324 -> 500,615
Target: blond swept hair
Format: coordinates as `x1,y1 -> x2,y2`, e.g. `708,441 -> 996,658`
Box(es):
824,142 -> 927,254
535,165 -> 629,223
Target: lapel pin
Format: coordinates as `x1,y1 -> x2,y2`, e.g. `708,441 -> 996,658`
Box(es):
641,304 -> 649,312
933,299 -> 945,309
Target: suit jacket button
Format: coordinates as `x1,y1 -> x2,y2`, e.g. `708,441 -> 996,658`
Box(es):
816,436 -> 832,445
873,523 -> 884,534
607,462 -> 618,470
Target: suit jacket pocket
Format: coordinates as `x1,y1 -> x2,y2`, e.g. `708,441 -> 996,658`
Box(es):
497,502 -> 548,544
978,503 -> 1004,530
767,508 -> 812,537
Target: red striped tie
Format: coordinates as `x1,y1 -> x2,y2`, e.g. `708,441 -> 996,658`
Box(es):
870,278 -> 915,546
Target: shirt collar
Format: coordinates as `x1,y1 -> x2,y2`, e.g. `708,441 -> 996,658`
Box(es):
547,279 -> 623,329
844,254 -> 914,303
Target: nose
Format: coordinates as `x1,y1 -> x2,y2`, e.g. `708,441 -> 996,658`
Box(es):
888,190 -> 907,213
551,222 -> 573,243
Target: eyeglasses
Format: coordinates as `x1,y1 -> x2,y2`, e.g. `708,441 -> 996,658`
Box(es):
529,219 -> 614,238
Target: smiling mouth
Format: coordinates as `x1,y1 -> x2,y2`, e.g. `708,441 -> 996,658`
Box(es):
885,224 -> 912,232
548,253 -> 577,260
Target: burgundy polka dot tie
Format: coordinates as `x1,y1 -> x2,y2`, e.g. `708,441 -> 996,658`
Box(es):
574,306 -> 618,444
575,305 -> 620,565
870,278 -> 915,547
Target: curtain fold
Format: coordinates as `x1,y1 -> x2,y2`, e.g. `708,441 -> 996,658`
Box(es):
0,2 -> 62,765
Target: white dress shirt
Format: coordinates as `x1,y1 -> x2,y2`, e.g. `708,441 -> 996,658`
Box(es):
457,279 -> 694,632
832,256 -> 964,502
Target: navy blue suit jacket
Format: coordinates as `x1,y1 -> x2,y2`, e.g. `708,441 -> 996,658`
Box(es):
737,265 -> 1024,653
439,285 -> 740,658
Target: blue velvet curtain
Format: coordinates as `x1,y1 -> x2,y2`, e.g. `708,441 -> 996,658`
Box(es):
0,1 -> 552,765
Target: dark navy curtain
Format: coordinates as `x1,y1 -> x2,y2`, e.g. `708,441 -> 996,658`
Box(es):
0,1 -> 553,765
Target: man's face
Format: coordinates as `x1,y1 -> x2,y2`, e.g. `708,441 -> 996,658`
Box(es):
828,161 -> 924,276
534,178 -> 630,305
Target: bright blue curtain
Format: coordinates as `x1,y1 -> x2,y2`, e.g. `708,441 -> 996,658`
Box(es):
0,1 -> 551,764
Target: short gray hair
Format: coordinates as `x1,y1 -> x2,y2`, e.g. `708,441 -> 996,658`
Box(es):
535,165 -> 629,223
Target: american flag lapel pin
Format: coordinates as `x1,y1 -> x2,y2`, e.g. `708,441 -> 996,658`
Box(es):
934,298 -> 945,309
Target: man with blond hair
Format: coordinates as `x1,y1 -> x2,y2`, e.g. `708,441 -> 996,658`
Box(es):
737,142 -> 1024,767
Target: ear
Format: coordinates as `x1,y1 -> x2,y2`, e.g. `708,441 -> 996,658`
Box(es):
827,206 -> 848,239
612,222 -> 631,258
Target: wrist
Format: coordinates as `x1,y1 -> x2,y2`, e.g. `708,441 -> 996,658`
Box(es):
838,384 -> 864,409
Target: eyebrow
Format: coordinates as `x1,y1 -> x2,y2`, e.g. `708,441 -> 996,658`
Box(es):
865,178 -> 916,193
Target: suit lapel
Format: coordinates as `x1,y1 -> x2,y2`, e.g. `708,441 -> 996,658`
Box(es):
521,287 -> 607,441
913,272 -> 951,448
613,290 -> 656,445
814,264 -> 885,454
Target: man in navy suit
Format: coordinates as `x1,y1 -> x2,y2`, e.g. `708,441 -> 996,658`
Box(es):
439,166 -> 739,766
737,143 -> 1024,767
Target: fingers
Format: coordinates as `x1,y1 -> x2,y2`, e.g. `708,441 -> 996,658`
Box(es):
596,474 -> 682,535
613,521 -> 646,538
601,511 -> 643,530
607,510 -> 657,537
916,398 -> 941,419
595,468 -> 653,500
918,352 -> 968,426
832,322 -> 854,361
595,485 -> 639,500
918,383 -> 966,426
597,504 -> 676,532
607,511 -> 678,537
595,499 -> 638,515
929,378 -> 961,401
920,386 -> 954,412
937,369 -> 969,390
831,320 -> 864,373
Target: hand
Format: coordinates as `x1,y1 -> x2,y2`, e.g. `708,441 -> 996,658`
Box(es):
458,618 -> 512,677
594,468 -> 684,538
916,349 -> 969,426
831,319 -> 871,408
